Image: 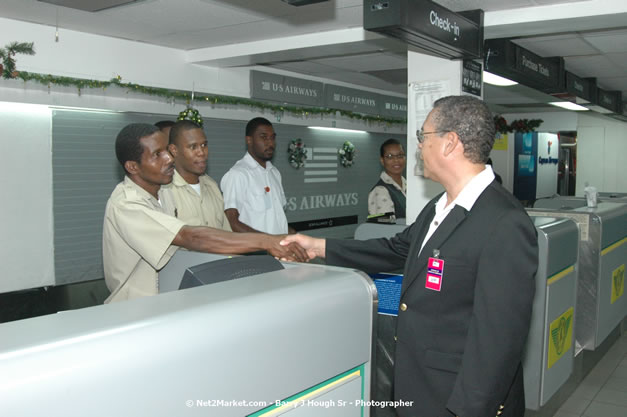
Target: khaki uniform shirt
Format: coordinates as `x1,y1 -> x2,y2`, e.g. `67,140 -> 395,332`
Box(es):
103,176 -> 185,303
161,171 -> 232,231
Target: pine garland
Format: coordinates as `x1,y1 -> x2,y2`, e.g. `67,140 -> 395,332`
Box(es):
14,71 -> 407,125
494,115 -> 543,134
0,42 -> 35,79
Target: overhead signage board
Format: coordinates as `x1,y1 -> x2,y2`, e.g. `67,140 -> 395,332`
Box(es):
462,59 -> 482,97
565,72 -> 594,103
250,70 -> 324,107
379,95 -> 407,119
325,85 -> 381,115
484,39 -> 564,92
363,0 -> 483,59
596,88 -> 622,114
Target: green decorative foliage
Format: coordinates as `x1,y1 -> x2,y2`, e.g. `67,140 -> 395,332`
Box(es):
178,107 -> 203,127
338,141 -> 356,167
287,139 -> 308,169
0,42 -> 35,79
15,71 -> 406,125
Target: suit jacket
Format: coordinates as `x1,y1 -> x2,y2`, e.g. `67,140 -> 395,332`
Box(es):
327,181 -> 538,417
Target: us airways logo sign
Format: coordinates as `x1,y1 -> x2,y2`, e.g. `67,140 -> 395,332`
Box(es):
548,307 -> 574,368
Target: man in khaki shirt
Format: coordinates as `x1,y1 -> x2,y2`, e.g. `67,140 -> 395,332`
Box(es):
103,123 -> 306,303
160,120 -> 231,231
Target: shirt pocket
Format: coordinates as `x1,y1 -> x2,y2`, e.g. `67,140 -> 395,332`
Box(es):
248,189 -> 272,212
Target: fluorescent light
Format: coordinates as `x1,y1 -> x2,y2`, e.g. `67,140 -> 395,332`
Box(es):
584,104 -> 614,114
549,102 -> 590,111
483,71 -> 518,87
308,126 -> 368,134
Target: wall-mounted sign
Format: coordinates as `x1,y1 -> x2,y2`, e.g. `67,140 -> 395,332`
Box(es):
379,94 -> 407,118
484,38 -> 564,93
364,0 -> 483,59
324,84 -> 381,115
251,70 -> 324,106
596,88 -> 622,114
462,59 -> 482,97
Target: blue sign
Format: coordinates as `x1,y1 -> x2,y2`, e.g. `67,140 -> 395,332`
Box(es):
370,273 -> 403,316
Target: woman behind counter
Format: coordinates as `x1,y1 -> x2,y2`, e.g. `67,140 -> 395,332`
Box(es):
368,138 -> 407,218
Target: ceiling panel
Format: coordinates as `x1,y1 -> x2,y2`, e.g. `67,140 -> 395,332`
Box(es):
565,55 -> 624,77
514,35 -> 599,57
311,52 -> 407,72
582,30 -> 627,53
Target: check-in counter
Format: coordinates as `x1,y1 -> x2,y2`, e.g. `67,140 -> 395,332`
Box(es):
0,262 -> 376,417
528,202 -> 627,351
354,220 -> 407,241
534,195 -> 627,210
523,217 -> 579,410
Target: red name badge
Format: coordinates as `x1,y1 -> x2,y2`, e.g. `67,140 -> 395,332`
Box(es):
425,257 -> 444,291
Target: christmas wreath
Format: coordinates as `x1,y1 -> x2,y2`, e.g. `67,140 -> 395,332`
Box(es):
287,139 -> 308,169
339,141 -> 356,167
178,107 -> 203,127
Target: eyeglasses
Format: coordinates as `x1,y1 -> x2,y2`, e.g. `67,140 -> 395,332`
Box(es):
383,153 -> 406,160
416,129 -> 448,143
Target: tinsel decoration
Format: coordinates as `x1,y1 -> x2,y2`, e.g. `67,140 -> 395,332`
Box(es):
0,42 -> 35,79
339,141 -> 356,167
178,107 -> 204,127
287,139 -> 308,169
494,115 -> 543,134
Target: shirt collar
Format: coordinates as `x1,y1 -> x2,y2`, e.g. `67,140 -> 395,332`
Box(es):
244,151 -> 273,171
435,165 -> 495,213
171,170 -> 188,186
123,175 -> 160,203
380,171 -> 407,194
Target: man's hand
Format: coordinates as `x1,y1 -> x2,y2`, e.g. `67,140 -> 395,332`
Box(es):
265,235 -> 309,262
280,234 -> 326,261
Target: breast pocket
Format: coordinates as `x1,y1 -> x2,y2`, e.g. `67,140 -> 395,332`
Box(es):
248,189 -> 272,212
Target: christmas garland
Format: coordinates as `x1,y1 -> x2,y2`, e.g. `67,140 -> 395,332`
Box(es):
287,139 -> 308,169
0,42 -> 35,79
338,141 -> 356,167
11,71 -> 407,125
494,115 -> 543,134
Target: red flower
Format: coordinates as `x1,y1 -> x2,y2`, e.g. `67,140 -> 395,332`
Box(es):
264,186 -> 270,193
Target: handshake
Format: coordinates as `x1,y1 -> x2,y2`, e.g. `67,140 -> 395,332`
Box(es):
266,234 -> 326,263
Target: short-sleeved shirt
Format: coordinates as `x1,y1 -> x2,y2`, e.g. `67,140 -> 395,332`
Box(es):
160,170 -> 232,231
220,152 -> 288,234
368,171 -> 407,215
102,176 -> 185,303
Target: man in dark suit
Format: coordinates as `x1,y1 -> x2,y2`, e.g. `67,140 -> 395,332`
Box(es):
281,95 -> 538,417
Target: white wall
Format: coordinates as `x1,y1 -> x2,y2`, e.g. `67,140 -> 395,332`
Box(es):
0,102 -> 54,293
577,112 -> 627,195
0,17 -> 405,134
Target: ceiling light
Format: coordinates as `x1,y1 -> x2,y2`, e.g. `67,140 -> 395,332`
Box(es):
585,105 -> 614,114
308,127 -> 368,134
549,102 -> 590,111
483,71 -> 518,87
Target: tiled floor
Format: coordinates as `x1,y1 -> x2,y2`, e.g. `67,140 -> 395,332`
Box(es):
554,331 -> 627,417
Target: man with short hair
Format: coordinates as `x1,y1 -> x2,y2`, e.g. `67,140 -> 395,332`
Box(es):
368,138 -> 407,218
220,117 -> 291,234
155,120 -> 175,137
282,96 -> 538,417
103,123 -> 306,303
160,120 -> 231,231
